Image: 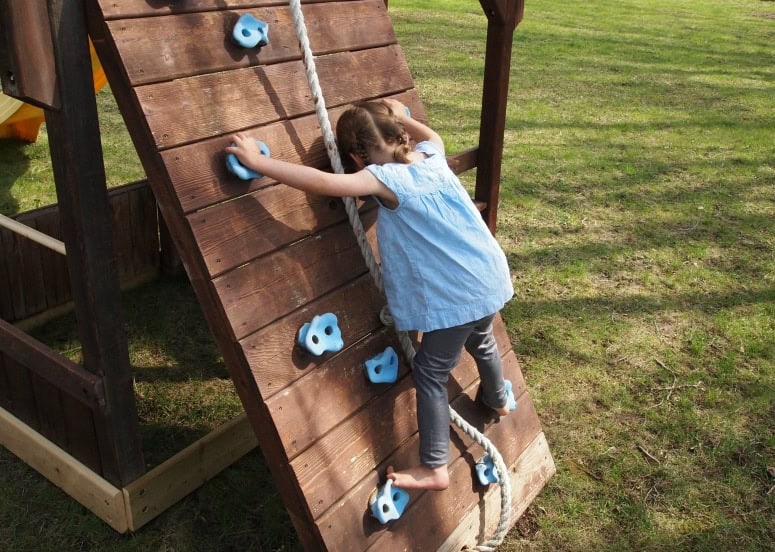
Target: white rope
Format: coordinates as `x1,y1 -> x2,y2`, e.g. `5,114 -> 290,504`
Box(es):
288,1 -> 511,547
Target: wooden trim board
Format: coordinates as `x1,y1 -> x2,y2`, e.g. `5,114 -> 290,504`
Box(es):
0,407 -> 258,534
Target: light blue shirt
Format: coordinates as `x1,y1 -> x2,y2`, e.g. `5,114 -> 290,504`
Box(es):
366,141 -> 514,332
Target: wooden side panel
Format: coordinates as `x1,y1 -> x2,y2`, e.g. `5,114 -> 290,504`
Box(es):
0,183 -> 159,325
98,0 -> 339,19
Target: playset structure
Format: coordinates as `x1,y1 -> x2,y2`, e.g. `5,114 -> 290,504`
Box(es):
0,0 -> 555,549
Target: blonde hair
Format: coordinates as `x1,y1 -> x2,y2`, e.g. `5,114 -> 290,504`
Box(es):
336,101 -> 411,173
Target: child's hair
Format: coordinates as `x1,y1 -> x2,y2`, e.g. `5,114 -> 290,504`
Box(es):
336,101 -> 411,173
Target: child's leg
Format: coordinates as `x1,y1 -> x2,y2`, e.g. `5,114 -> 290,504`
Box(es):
465,314 -> 509,416
388,324 -> 472,490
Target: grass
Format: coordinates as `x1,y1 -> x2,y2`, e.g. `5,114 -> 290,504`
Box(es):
1,0 -> 773,550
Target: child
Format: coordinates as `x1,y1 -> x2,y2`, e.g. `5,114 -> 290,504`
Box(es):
225,99 -> 514,491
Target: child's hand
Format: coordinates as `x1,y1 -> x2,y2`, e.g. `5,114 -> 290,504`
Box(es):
225,132 -> 266,171
383,98 -> 409,121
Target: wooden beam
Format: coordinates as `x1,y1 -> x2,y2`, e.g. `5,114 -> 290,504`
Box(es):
474,16 -> 517,233
0,406 -> 129,533
42,0 -> 144,486
0,319 -> 105,409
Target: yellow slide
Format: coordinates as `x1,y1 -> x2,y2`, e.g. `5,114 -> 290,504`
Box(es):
0,41 -> 107,142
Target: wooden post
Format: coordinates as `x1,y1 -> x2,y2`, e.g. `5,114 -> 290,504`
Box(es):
476,0 -> 523,233
41,0 -> 144,486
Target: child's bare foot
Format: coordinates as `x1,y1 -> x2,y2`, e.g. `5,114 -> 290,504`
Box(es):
387,464 -> 449,490
493,404 -> 510,417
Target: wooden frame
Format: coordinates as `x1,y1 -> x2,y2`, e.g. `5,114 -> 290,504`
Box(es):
1,0 -> 552,548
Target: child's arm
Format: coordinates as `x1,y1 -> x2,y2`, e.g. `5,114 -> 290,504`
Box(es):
225,132 -> 398,205
383,99 -> 445,154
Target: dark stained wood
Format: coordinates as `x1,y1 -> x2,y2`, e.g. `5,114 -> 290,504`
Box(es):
107,1 -> 394,85
239,274 -> 387,398
2,355 -> 38,431
0,318 -> 105,409
447,147 -> 479,175
162,90 -> 425,214
291,318 -> 514,520
189,185 -> 355,278
62,396 -> 103,474
30,209 -> 71,308
268,327 -> 408,458
29,372 -> 68,449
0,354 -> 10,409
315,352 -> 539,551
0,227 -> 17,320
0,183 -> 160,325
0,0 -> 59,108
474,12 -> 518,232
129,183 -> 160,278
110,190 -> 134,283
88,1 -> 319,532
213,212 -> 377,341
137,45 -> 414,149
44,0 -> 144,486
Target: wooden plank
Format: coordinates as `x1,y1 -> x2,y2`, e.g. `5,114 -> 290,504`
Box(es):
188,185 -> 357,278
272,317 -> 515,462
268,328 -> 407,459
28,372 -> 68,450
163,89 -> 425,214
107,0 -> 395,85
2,221 -> 48,319
435,433 -> 554,552
61,396 -> 104,476
97,0 -> 343,20
124,413 -> 258,531
30,210 -> 71,310
0,0 -> 59,108
213,213 -> 377,341
290,326 -> 515,521
109,190 -> 134,283
128,184 -> 160,280
137,45 -> 414,149
314,355 -> 539,550
239,273 -> 386,398
0,319 -> 105,409
0,407 -> 129,533
475,18 -> 516,232
0,225 -> 16,320
0,353 -> 12,409
2,355 -> 38,431
44,0 -> 144,486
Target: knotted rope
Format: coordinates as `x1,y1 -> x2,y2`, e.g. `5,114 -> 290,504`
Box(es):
288,1 -> 511,547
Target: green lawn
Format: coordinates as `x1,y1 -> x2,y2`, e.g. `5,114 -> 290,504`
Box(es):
1,0 -> 773,550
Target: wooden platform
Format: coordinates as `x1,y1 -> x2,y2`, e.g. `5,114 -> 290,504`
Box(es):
84,0 -> 554,548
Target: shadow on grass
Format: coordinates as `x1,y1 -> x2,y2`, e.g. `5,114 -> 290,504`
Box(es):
0,139 -> 27,215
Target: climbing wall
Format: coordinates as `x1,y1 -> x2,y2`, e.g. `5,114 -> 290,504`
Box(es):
85,0 -> 554,549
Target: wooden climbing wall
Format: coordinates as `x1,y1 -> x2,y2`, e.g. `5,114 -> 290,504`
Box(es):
85,0 -> 554,549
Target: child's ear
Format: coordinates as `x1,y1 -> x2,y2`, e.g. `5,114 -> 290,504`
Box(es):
349,152 -> 366,170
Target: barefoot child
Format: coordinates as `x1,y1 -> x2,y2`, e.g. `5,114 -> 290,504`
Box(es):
225,99 -> 514,491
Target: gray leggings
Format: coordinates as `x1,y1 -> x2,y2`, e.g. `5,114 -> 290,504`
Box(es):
412,313 -> 506,468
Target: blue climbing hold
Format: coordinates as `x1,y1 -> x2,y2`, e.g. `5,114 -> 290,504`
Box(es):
297,313 -> 343,356
232,14 -> 269,49
505,379 -> 518,412
364,346 -> 398,384
475,454 -> 500,486
369,479 -> 409,524
226,140 -> 270,180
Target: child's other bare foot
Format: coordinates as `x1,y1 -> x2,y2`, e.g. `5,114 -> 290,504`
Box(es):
387,464 -> 449,490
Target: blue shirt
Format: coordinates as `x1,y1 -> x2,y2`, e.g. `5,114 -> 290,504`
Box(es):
366,141 -> 514,332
